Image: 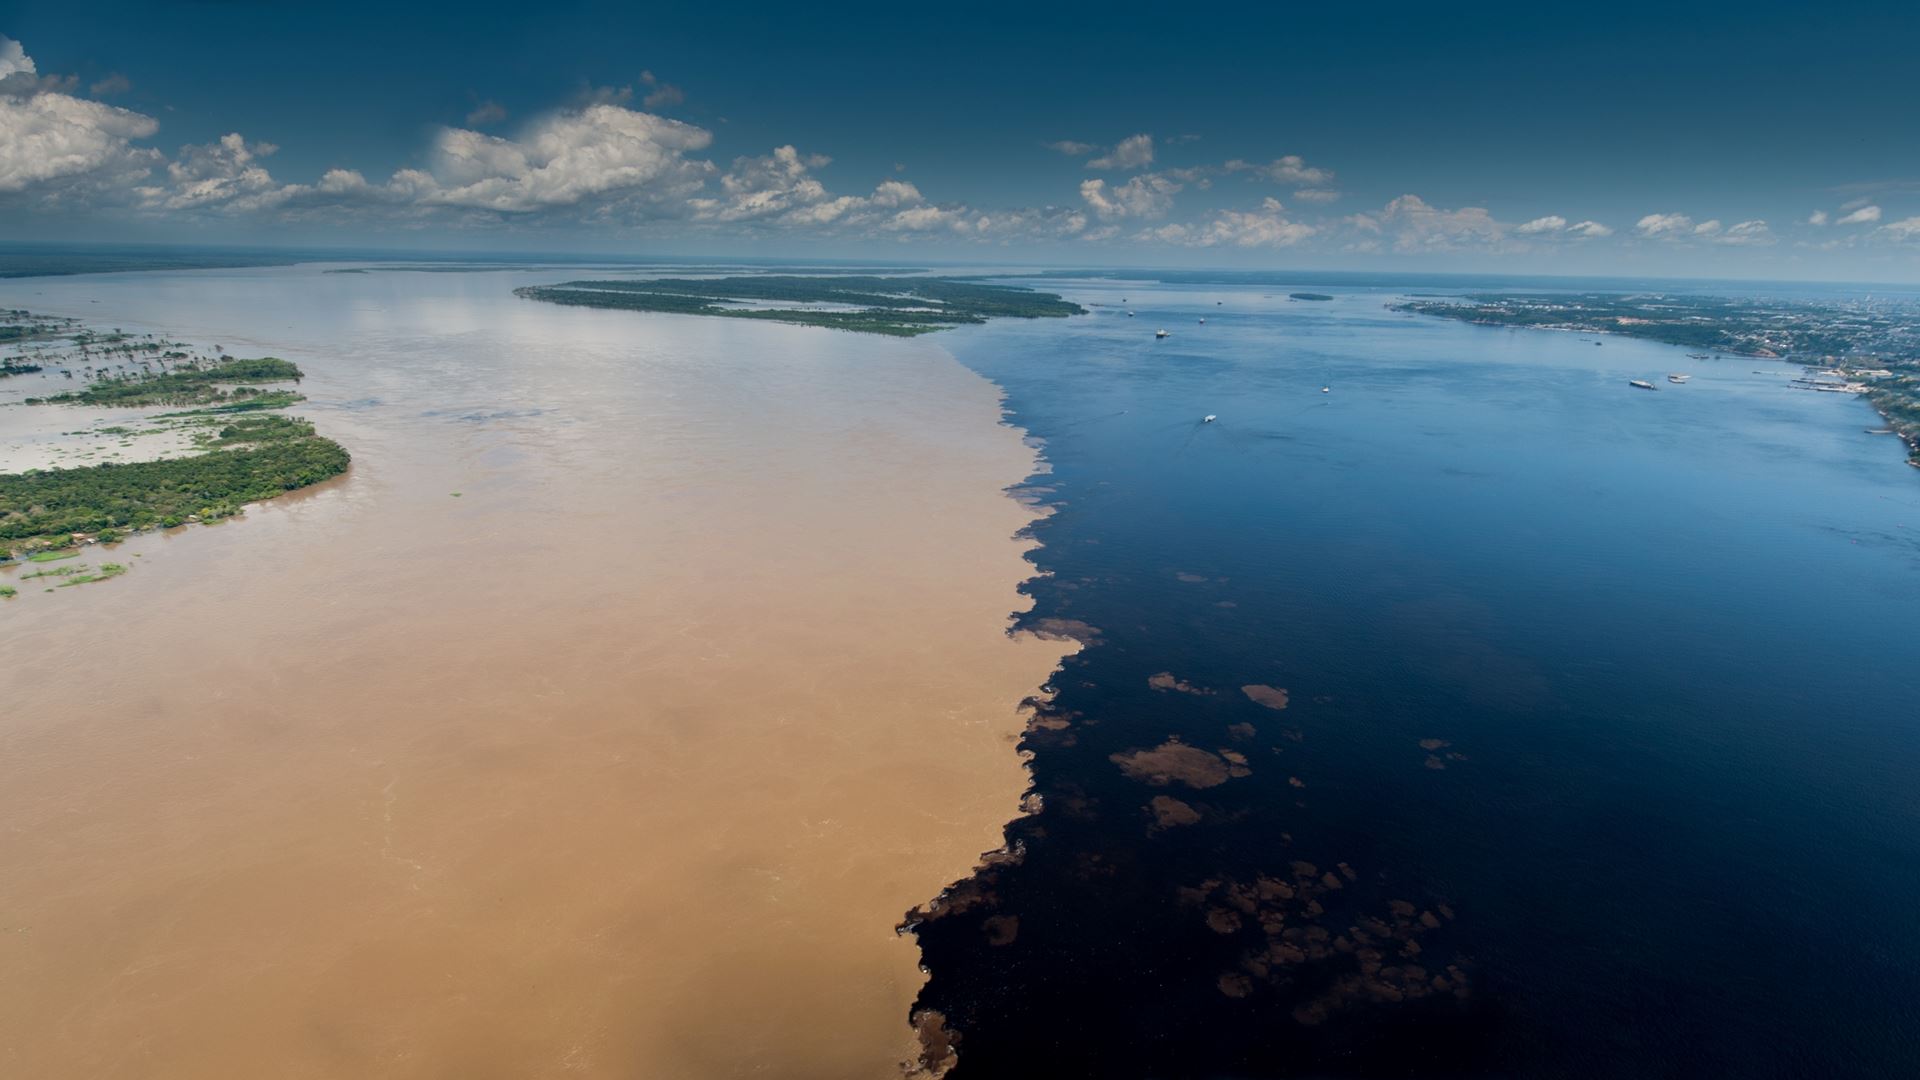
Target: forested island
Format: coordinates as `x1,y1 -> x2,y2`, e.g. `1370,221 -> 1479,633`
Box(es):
1397,292 -> 1920,466
513,275 -> 1084,335
1,316 -> 349,561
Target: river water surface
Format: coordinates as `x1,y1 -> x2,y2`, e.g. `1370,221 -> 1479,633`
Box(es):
0,265 -> 1068,1079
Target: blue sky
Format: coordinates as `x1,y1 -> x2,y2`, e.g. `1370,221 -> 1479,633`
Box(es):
4,0 -> 1920,279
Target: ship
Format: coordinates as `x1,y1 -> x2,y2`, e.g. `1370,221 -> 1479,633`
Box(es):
1668,374 -> 1691,384
1630,379 -> 1657,390
1155,329 -> 1170,339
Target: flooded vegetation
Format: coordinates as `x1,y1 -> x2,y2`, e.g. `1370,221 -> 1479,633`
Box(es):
514,274 -> 1085,335
1,313 -> 347,558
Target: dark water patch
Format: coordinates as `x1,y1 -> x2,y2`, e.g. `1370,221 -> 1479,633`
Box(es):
911,282 -> 1920,1077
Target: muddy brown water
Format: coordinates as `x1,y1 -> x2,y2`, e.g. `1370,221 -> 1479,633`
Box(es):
0,266 -> 1068,1078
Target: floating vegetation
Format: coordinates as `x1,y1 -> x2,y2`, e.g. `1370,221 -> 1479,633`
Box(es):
27,550 -> 80,562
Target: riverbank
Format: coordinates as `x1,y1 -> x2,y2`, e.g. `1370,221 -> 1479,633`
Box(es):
0,267 -> 1071,1078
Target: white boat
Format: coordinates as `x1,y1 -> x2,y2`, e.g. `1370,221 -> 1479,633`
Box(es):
1321,386 -> 1330,394
1198,317 -> 1206,324
1127,311 -> 1136,317
1203,414 -> 1216,423
1630,379 -> 1657,390
1668,374 -> 1691,384
1156,329 -> 1170,339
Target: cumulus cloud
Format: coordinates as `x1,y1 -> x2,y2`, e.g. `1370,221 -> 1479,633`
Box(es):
1568,220 -> 1613,237
1347,194 -> 1505,252
1715,219 -> 1772,245
0,36 -> 161,196
1080,172 -> 1181,219
423,104 -> 714,213
1808,209 -> 1830,226
1636,212 -> 1694,237
89,73 -> 131,98
1515,214 -> 1567,234
1880,216 -> 1920,241
1837,204 -> 1881,225
136,132 -> 291,212
1088,133 -> 1154,170
1140,197 -> 1313,248
1693,219 -> 1722,236
1223,154 -> 1334,187
0,36 -> 29,81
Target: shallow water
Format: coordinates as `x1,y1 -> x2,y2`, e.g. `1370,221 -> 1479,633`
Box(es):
916,281 -> 1920,1077
0,266 -> 1067,1079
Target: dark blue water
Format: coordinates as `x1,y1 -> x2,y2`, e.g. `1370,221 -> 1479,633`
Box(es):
910,281 -> 1920,1078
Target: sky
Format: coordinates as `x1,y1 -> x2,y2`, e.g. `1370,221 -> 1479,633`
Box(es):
4,0 -> 1920,280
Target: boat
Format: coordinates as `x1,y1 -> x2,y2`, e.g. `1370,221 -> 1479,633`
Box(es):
1203,414 -> 1216,423
1126,311 -> 1136,317
1156,329 -> 1170,339
1630,379 -> 1657,390
1198,317 -> 1206,324
1321,386 -> 1331,394
1668,374 -> 1691,384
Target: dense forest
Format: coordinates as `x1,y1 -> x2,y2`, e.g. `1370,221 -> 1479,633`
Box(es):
0,414 -> 349,553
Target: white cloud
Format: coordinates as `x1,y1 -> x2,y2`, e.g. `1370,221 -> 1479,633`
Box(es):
1877,216 -> 1920,241
423,104 -> 714,213
1808,209 -> 1830,226
1292,188 -> 1341,203
1636,212 -> 1694,237
1349,194 -> 1505,252
0,35 -> 31,82
1567,220 -> 1612,238
1223,155 -> 1334,186
1692,219 -> 1722,236
1087,133 -> 1154,170
1046,139 -> 1097,156
1837,204 -> 1881,225
1715,219 -> 1772,245
1155,197 -> 1313,248
1840,195 -> 1874,212
1080,173 -> 1181,219
136,133 -> 292,212
89,73 -> 131,98
1516,214 -> 1567,234
0,36 -> 161,196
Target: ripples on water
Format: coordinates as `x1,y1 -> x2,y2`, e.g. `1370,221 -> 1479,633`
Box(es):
914,282 -> 1920,1077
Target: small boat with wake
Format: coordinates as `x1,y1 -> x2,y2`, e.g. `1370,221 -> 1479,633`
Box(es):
1630,379 -> 1658,391
1668,374 -> 1691,384
1156,329 -> 1170,339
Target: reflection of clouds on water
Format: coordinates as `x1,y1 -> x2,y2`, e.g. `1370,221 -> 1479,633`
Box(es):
1181,862 -> 1469,1023
1111,739 -> 1249,788
1147,671 -> 1214,695
1241,684 -> 1290,710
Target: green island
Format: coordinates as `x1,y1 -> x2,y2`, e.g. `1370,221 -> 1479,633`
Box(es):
0,413 -> 349,554
1,315 -> 351,563
29,357 -> 304,407
1395,292 -> 1920,467
513,275 -> 1085,336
